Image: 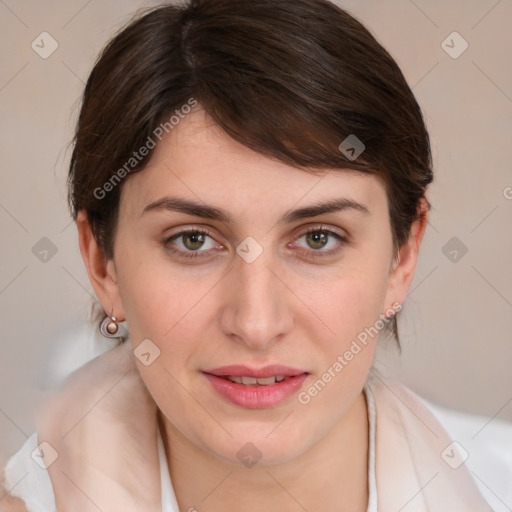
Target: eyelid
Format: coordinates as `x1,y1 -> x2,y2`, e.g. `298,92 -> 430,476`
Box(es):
292,223 -> 347,241
163,226 -> 221,259
288,224 -> 348,256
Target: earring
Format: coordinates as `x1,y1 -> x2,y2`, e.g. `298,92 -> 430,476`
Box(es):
100,313 -> 119,338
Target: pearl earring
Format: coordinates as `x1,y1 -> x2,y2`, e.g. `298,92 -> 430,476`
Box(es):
100,314 -> 119,338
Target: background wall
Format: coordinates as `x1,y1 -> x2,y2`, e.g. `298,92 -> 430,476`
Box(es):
1,0 -> 511,475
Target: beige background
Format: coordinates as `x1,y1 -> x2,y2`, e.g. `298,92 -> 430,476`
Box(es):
1,0 -> 511,468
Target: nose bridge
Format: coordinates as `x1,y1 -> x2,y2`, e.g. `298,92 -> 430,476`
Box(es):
220,245 -> 292,348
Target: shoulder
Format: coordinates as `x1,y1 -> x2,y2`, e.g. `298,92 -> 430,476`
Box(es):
1,467 -> 30,512
0,493 -> 30,511
0,432 -> 56,512
365,372 -> 494,511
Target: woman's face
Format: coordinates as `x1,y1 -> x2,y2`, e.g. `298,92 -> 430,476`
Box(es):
107,107 -> 406,465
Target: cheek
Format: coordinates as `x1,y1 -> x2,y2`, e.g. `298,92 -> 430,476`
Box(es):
114,254 -> 208,428
115,238 -> 210,338
114,245 -> 221,393
297,261 -> 390,341
294,250 -> 391,396
293,272 -> 388,421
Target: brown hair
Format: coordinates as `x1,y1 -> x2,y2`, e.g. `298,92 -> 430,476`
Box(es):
67,0 -> 433,343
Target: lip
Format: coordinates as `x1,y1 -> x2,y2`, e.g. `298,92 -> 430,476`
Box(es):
203,364 -> 308,378
202,370 -> 309,409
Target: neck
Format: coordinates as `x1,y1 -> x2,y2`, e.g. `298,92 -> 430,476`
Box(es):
159,391 -> 369,512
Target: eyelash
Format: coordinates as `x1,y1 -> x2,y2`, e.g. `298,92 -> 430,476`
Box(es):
163,225 -> 347,260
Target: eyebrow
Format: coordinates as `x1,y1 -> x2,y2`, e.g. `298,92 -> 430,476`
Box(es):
141,196 -> 371,223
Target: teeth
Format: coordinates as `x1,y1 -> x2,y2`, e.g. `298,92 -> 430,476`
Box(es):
251,376 -> 275,385
226,376 -> 244,384
224,375 -> 288,385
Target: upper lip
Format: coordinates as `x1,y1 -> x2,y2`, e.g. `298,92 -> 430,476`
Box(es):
203,365 -> 308,378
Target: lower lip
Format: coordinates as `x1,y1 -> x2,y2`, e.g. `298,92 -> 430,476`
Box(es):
203,373 -> 309,409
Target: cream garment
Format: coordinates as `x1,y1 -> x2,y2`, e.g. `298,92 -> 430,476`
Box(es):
365,371 -> 494,511
2,374 -> 491,511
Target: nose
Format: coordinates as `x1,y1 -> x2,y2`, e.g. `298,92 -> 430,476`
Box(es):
218,247 -> 294,351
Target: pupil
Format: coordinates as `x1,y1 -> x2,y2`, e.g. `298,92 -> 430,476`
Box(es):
307,231 -> 327,249
184,232 -> 205,250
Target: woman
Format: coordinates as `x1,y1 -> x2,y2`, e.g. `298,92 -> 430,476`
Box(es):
1,0 -> 494,510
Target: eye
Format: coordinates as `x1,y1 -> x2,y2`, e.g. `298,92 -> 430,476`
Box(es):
163,225 -> 347,261
293,225 -> 347,258
164,228 -> 220,259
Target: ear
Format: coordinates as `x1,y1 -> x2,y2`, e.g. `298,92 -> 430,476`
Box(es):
383,198 -> 429,312
76,210 -> 125,321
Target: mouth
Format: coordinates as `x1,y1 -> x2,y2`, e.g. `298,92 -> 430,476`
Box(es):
215,375 -> 290,385
201,366 -> 310,408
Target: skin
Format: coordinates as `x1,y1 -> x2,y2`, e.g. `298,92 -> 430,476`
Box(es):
77,106 -> 428,511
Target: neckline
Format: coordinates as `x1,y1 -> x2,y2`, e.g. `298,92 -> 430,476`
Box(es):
364,381 -> 378,512
157,385 -> 378,511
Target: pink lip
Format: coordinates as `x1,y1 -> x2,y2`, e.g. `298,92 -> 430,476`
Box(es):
202,372 -> 309,409
203,364 -> 307,378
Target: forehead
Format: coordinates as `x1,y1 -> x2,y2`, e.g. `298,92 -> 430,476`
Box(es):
120,107 -> 387,220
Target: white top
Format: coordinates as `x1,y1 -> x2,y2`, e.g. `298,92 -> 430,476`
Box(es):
3,384 -> 377,511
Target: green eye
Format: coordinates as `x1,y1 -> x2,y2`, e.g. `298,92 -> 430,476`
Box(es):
295,227 -> 347,257
164,229 -> 217,259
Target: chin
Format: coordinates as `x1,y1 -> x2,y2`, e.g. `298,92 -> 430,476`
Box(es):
203,425 -> 313,468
